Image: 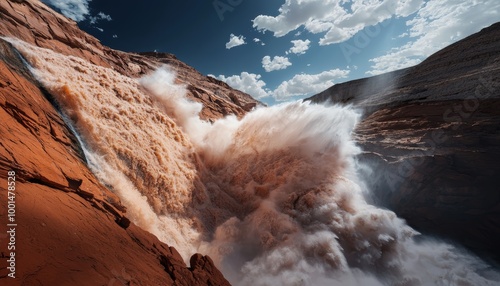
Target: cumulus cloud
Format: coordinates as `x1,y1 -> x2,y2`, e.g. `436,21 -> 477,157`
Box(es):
398,32 -> 409,38
366,0 -> 500,75
209,72 -> 270,98
252,0 -> 425,45
273,69 -> 350,101
262,56 -> 292,72
226,34 -> 246,49
42,0 -> 91,22
253,38 -> 266,46
89,11 -> 112,24
287,39 -> 311,55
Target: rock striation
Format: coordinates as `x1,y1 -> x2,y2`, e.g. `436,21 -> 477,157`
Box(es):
308,22 -> 500,262
0,0 -> 259,121
0,0 -> 237,284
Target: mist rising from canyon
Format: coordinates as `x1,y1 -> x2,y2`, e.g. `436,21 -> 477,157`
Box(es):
6,37 -> 499,285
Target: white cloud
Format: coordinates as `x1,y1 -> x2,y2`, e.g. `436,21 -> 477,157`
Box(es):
42,0 -> 91,21
212,68 -> 350,101
95,27 -> 103,32
210,72 -> 270,99
226,34 -> 246,49
288,39 -> 311,55
262,56 -> 292,72
253,38 -> 266,46
89,11 -> 112,24
112,34 -> 118,38
273,69 -> 350,101
252,0 -> 425,45
367,0 -> 500,75
98,12 -> 111,20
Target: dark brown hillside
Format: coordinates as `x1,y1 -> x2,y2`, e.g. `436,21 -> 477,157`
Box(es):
308,22 -> 500,262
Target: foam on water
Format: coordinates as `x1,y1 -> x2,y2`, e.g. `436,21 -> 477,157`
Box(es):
7,37 -> 499,285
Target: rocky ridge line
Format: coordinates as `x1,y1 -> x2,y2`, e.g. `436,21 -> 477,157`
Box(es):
308,22 -> 500,262
0,0 -> 235,284
0,0 -> 260,121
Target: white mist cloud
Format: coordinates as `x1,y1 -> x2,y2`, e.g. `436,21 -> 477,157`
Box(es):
226,34 -> 246,49
89,11 -> 112,24
252,0 -> 424,45
262,56 -> 292,72
287,39 -> 311,55
273,69 -> 350,101
367,0 -> 500,75
42,0 -> 91,21
209,72 -> 270,99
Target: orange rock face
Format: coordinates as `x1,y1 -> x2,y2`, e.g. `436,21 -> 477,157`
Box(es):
0,38 -> 230,286
0,0 -> 240,284
0,0 -> 260,121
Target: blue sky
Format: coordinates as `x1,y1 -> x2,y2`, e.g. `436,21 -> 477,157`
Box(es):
42,0 -> 499,105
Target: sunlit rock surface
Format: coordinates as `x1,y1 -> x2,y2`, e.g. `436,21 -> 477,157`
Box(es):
0,0 -> 235,284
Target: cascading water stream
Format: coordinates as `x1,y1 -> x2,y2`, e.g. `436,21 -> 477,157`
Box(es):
6,37 -> 499,286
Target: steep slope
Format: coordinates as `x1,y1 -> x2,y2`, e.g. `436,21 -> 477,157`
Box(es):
0,0 -> 237,284
0,0 -> 259,121
310,23 -> 500,109
0,39 -> 229,285
308,22 -> 500,262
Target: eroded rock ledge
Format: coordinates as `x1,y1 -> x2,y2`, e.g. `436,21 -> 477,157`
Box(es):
0,0 -> 260,122
0,0 -> 235,284
0,38 -> 230,285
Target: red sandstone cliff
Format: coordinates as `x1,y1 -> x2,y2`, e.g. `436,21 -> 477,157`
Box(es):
0,0 -> 246,284
0,0 -> 259,121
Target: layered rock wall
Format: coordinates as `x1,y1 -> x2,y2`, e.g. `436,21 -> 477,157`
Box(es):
308,22 -> 500,262
0,0 -> 238,284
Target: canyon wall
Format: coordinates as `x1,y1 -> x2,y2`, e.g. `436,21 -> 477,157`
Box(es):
0,0 -> 246,284
308,22 -> 500,262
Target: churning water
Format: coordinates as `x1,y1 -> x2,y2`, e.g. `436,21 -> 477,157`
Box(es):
7,38 -> 500,285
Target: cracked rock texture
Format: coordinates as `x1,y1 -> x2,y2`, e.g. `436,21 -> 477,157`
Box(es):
0,0 -> 233,284
308,22 -> 500,262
